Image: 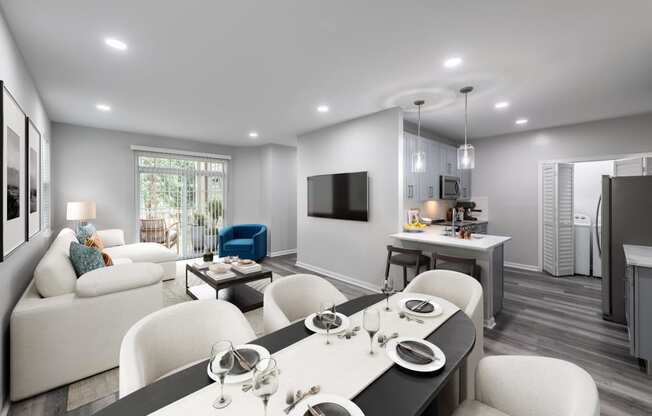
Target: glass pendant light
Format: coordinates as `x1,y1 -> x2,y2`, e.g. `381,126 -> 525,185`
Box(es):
457,86 -> 475,170
411,100 -> 426,173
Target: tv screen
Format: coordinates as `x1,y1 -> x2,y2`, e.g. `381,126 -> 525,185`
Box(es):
307,171 -> 368,222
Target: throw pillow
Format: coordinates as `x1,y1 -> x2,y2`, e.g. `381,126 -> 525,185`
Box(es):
69,241 -> 105,277
84,234 -> 113,266
76,223 -> 97,243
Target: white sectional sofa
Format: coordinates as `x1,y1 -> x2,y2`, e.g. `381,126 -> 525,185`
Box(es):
96,228 -> 178,281
10,228 -> 165,401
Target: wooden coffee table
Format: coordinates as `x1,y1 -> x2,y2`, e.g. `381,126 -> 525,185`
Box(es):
185,263 -> 273,312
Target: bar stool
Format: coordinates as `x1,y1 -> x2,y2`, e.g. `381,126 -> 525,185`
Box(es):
433,252 -> 482,282
385,245 -> 430,288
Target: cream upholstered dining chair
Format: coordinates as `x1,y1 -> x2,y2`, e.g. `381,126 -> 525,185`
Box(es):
263,274 -> 347,334
119,300 -> 256,398
452,355 -> 600,416
404,269 -> 483,415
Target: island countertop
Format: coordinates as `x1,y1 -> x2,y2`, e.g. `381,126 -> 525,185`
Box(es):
623,244 -> 652,268
390,225 -> 511,252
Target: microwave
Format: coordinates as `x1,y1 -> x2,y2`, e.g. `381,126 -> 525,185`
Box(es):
440,175 -> 460,200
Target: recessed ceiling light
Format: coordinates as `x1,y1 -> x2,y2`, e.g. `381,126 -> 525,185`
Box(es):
494,101 -> 510,109
443,57 -> 463,68
515,118 -> 528,125
105,37 -> 128,51
317,105 -> 329,113
96,104 -> 111,112
249,131 -> 259,138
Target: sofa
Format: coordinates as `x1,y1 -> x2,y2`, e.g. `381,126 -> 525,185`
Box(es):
218,224 -> 267,261
10,228 -> 164,401
95,228 -> 178,280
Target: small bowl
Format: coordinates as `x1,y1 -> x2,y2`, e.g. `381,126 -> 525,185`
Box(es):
209,263 -> 230,274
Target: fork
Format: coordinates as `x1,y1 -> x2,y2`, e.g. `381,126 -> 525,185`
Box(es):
307,404 -> 325,416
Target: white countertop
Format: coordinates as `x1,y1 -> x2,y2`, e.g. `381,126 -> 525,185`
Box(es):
623,244 -> 652,268
390,225 -> 511,252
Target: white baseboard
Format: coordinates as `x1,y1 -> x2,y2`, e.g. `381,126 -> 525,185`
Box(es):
267,248 -> 297,258
504,261 -> 541,272
295,261 -> 381,293
1,401 -> 9,416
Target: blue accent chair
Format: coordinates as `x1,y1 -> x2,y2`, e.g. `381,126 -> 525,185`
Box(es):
219,224 -> 267,261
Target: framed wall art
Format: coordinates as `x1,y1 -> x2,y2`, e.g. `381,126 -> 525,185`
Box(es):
1,81 -> 27,260
26,117 -> 41,239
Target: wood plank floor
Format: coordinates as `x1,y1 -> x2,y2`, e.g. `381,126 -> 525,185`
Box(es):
8,255 -> 652,415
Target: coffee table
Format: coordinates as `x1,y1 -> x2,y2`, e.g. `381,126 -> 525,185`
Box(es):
185,263 -> 273,312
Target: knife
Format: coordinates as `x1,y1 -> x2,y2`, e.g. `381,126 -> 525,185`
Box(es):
307,404 -> 324,416
231,348 -> 253,371
412,299 -> 430,312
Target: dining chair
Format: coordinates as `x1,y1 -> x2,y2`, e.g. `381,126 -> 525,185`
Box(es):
385,245 -> 431,288
404,270 -> 483,416
452,355 -> 600,416
263,274 -> 347,334
118,300 -> 256,398
432,253 -> 482,282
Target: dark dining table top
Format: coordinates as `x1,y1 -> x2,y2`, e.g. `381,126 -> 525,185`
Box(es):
96,294 -> 476,416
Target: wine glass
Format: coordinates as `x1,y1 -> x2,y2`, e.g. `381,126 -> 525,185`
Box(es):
319,301 -> 336,345
251,358 -> 279,416
381,279 -> 394,311
209,340 -> 234,409
363,307 -> 380,355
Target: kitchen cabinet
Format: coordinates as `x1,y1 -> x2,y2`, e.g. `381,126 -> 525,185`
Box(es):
614,157 -> 652,176
623,245 -> 652,375
459,168 -> 471,200
403,132 -> 441,201
439,143 -> 459,178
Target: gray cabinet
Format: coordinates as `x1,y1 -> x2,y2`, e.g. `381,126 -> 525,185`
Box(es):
625,264 -> 652,375
614,157 -> 652,177
439,144 -> 458,177
403,133 -> 441,201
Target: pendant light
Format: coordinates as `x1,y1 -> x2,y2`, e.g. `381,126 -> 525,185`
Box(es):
411,100 -> 426,173
457,86 -> 475,170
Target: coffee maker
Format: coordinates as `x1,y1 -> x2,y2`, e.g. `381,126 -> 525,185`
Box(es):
456,201 -> 482,221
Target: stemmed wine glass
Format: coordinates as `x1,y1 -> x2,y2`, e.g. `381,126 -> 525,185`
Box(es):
319,301 -> 337,345
209,340 -> 234,409
251,358 -> 280,416
381,279 -> 394,311
363,307 -> 380,355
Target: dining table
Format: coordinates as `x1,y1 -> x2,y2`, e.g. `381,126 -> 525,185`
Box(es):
95,293 -> 476,416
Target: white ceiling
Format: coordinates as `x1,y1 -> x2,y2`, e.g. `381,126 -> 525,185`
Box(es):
2,1 -> 651,146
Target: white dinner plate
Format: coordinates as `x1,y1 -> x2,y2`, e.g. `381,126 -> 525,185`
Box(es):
399,296 -> 443,317
207,344 -> 270,384
385,337 -> 445,373
288,393 -> 365,416
304,312 -> 349,335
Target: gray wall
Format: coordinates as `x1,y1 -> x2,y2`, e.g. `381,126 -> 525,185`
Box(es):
262,145 -> 297,254
297,108 -> 403,291
470,112 -> 652,268
0,9 -> 51,408
51,123 -> 297,251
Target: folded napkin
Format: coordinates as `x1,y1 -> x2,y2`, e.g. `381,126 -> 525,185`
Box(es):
303,402 -> 350,416
405,299 -> 435,313
230,348 -> 260,375
312,314 -> 342,330
396,341 -> 435,365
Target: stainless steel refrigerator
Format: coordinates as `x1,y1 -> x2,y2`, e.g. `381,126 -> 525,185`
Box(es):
600,175 -> 652,324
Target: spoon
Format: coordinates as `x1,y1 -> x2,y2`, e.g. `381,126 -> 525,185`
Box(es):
399,312 -> 425,324
283,386 -> 321,413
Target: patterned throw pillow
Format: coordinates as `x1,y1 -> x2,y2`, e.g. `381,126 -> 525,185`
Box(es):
76,223 -> 97,244
69,241 -> 105,277
84,234 -> 113,266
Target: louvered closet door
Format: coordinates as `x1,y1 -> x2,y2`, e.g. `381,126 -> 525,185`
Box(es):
542,162 -> 574,276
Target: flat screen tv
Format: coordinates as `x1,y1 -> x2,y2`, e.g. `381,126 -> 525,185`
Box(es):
307,171 -> 368,222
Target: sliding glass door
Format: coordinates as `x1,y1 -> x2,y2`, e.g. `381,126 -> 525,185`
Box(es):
136,152 -> 227,259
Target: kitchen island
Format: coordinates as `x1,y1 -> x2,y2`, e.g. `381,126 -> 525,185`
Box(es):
390,225 -> 511,328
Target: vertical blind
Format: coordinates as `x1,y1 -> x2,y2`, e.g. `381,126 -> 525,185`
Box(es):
134,150 -> 228,259
41,136 -> 51,230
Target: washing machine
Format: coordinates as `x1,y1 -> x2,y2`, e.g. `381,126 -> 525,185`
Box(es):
574,214 -> 592,276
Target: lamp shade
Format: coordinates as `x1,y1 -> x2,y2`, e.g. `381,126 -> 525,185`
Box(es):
66,201 -> 96,221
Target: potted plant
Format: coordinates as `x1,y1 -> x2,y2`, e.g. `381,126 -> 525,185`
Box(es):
191,212 -> 206,251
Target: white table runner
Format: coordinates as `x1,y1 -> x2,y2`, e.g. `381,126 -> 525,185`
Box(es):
150,293 -> 459,415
